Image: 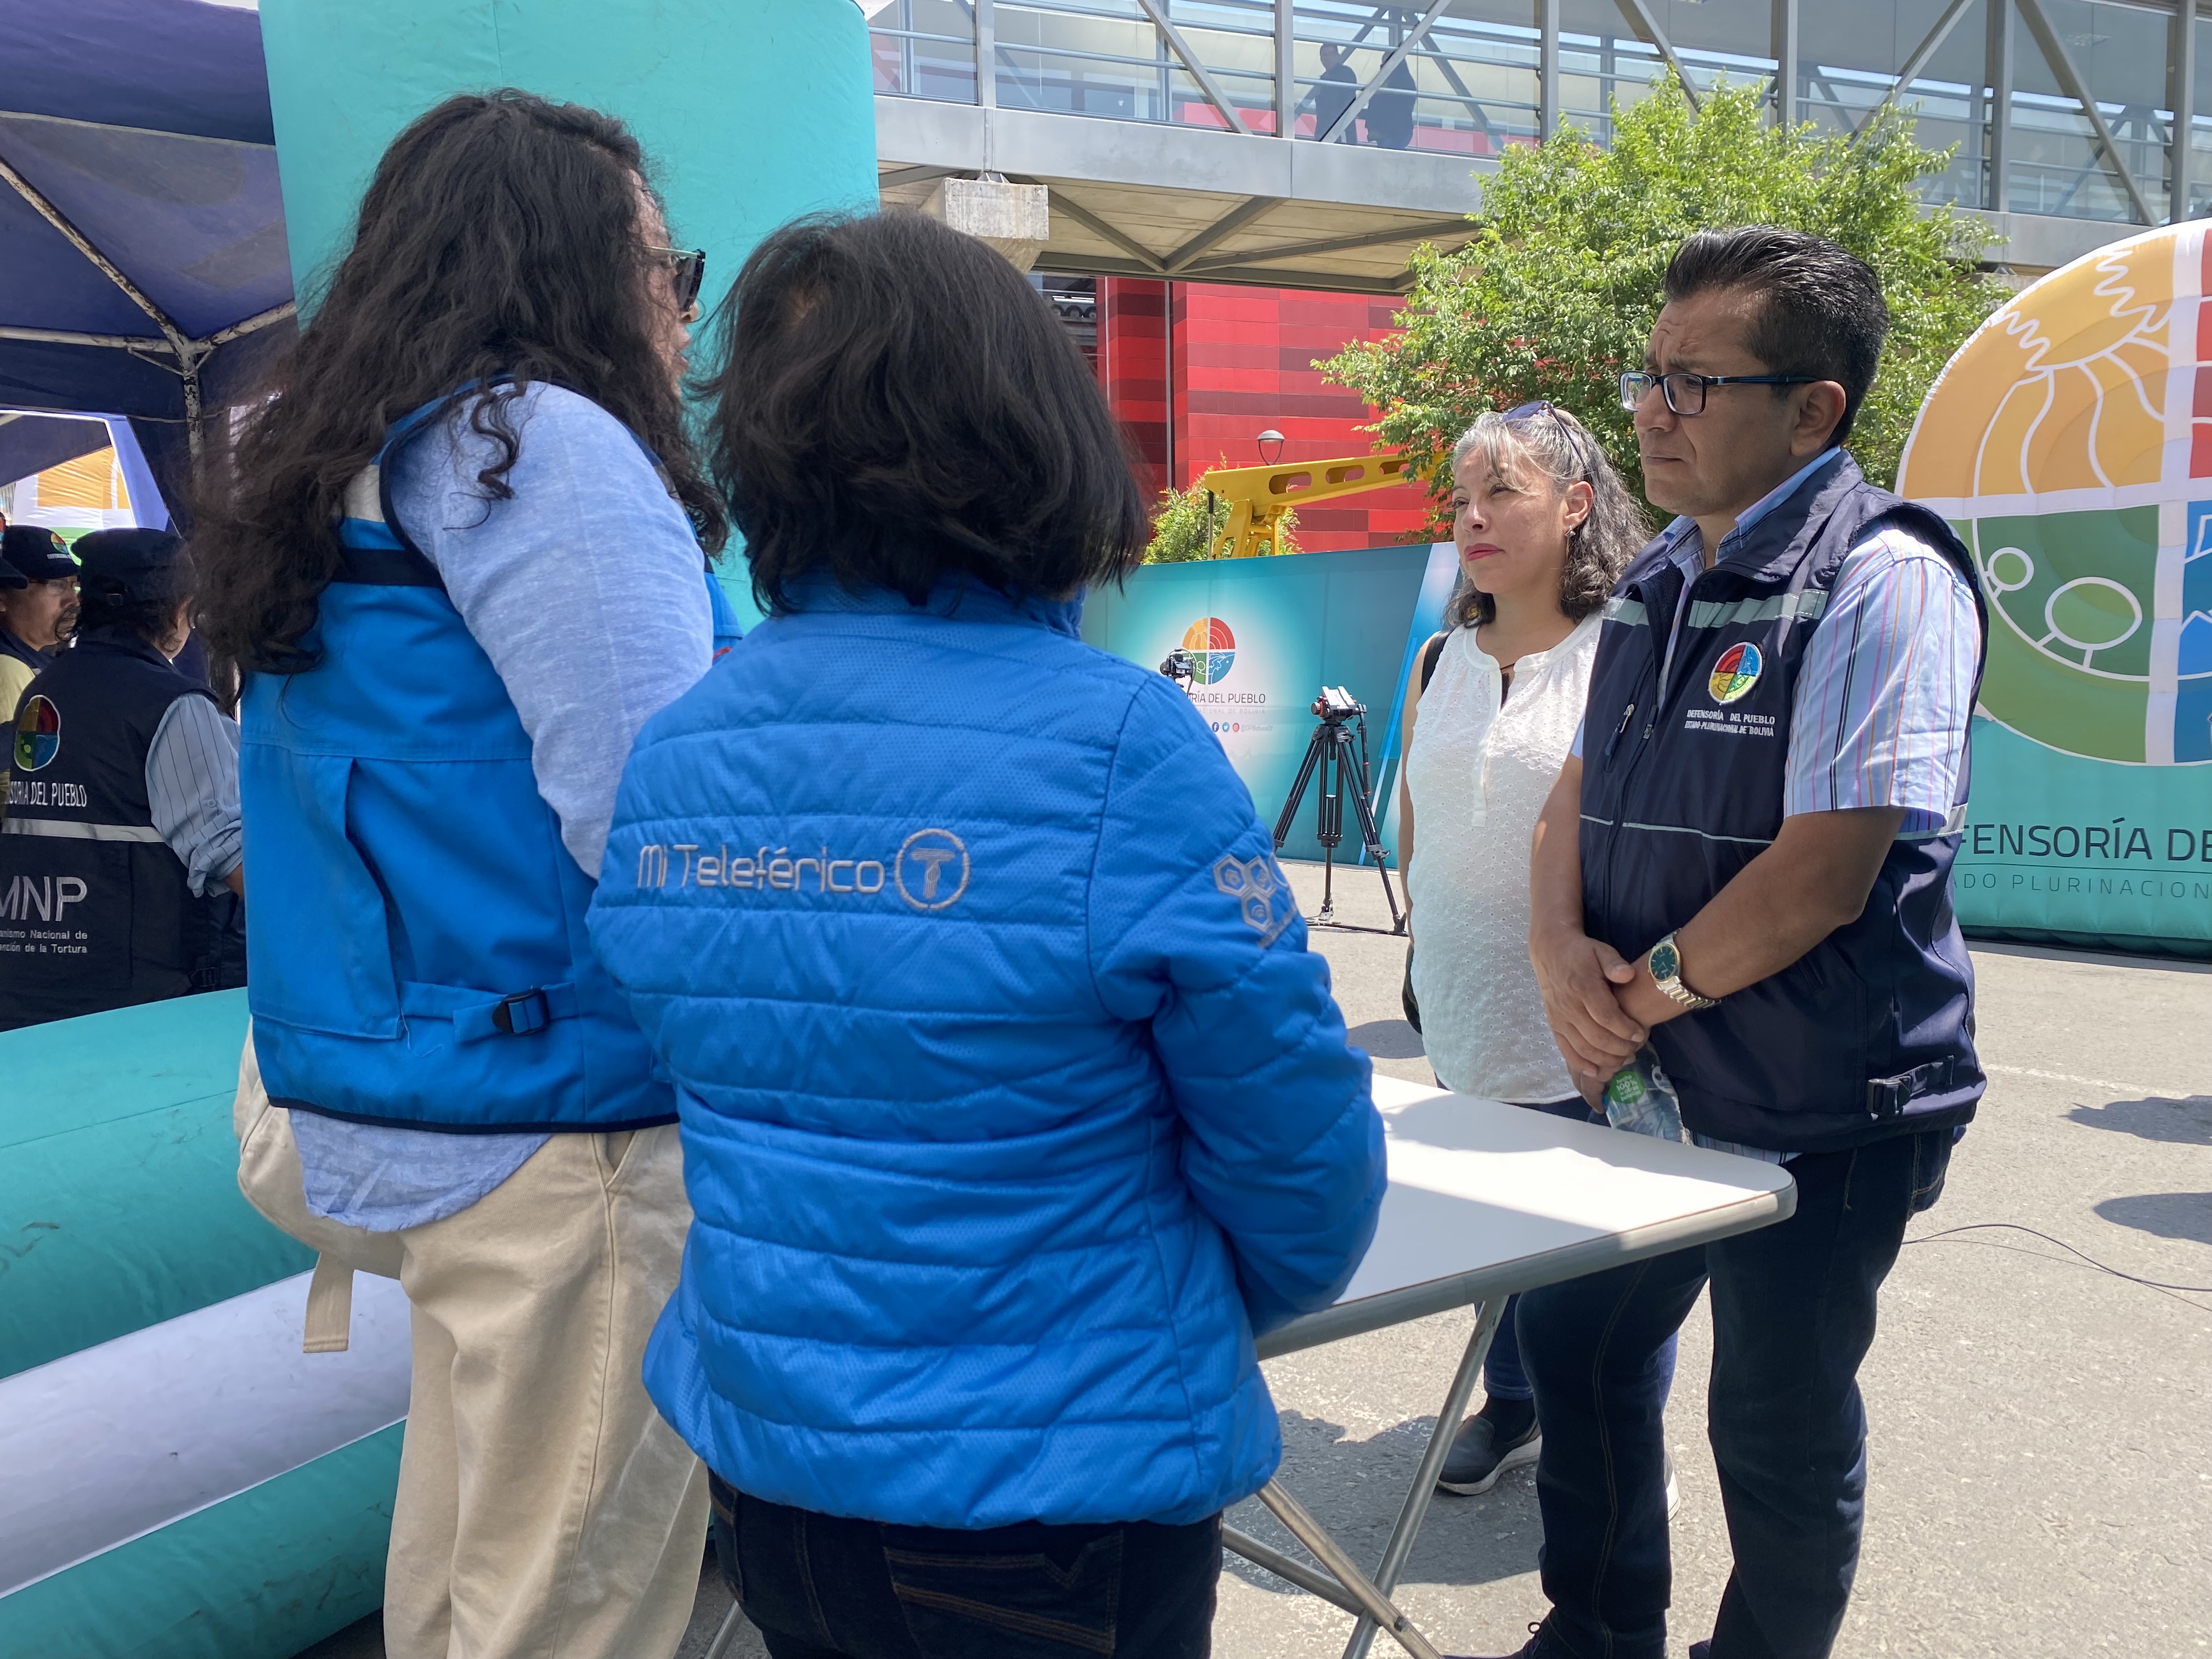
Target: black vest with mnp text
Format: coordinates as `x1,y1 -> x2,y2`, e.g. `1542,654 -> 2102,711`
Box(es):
0,630 -> 244,1030
1578,454 -> 1988,1154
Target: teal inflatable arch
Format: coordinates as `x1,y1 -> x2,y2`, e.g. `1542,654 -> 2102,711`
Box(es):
0,5 -> 875,1654
0,991 -> 406,1659
259,0 -> 881,628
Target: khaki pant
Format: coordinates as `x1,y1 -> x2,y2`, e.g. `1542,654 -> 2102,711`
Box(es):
234,1037 -> 708,1659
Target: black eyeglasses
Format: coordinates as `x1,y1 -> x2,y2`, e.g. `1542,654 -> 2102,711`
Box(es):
648,246 -> 707,317
1620,370 -> 1817,416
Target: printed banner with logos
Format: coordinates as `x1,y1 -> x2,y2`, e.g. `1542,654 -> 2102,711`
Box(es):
1899,221 -> 2212,958
1082,543 -> 1458,864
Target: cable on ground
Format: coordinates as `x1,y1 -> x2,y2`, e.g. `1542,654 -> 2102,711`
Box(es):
1904,1220 -> 2212,1313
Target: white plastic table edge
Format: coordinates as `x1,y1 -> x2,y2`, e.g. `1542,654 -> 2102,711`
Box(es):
1234,1085 -> 1800,1657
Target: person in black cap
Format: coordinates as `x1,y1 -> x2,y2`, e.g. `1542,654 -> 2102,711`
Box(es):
0,523 -> 80,720
0,527 -> 245,1031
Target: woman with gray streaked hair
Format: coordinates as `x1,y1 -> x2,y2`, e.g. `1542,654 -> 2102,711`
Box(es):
1395,400 -> 1674,1500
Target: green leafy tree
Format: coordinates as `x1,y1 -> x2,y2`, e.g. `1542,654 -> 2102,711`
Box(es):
1324,74 -> 2003,517
1143,470 -> 1300,562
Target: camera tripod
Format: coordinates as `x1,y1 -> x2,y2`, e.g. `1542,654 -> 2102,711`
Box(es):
1272,695 -> 1406,934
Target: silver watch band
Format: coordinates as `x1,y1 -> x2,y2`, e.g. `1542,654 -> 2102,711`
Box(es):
1649,931 -> 1718,1011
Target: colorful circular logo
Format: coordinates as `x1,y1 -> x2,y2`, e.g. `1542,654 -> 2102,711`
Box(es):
1179,616 -> 1236,685
1898,222 -> 2212,764
1708,642 -> 1762,704
13,695 -> 59,772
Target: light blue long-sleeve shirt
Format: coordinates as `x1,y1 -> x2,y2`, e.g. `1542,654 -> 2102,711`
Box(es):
290,383 -> 715,1231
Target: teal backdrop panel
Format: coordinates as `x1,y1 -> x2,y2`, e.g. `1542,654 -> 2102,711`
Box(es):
1955,719 -> 2212,957
257,0 -> 879,624
1082,546 -> 1457,865
261,0 -> 877,306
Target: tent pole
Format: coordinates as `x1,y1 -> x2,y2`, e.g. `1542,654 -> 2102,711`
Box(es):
182,359 -> 205,466
0,149 -> 198,366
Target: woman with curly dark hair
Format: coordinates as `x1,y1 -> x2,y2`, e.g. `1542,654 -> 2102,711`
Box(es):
198,91 -> 730,1659
1395,403 -> 1671,1502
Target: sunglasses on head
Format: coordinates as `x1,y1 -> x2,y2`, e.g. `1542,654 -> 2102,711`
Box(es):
1502,399 -> 1590,470
649,245 -> 707,316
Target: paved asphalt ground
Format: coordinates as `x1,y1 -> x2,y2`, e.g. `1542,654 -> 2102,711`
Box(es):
303,858 -> 2211,1659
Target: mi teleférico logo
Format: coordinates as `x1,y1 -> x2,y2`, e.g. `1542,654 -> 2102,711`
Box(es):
14,696 -> 59,772
1180,616 -> 1237,684
1708,642 -> 1763,704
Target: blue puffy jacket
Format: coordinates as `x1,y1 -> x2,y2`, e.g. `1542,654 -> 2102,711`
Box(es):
590,577 -> 1384,1528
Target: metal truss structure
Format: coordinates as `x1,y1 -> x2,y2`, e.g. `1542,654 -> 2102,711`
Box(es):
869,1 -> 2212,292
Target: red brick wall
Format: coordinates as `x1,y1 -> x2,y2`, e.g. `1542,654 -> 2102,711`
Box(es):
1097,278 -> 1435,552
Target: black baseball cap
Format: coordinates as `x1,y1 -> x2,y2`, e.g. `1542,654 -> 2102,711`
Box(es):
0,524 -> 77,584
73,528 -> 191,605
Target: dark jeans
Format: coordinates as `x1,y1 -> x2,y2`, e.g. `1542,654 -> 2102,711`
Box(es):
709,1474 -> 1222,1658
1516,1127 -> 1954,1659
1481,1097 -> 1678,1409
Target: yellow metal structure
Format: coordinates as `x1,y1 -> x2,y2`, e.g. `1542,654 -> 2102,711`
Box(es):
1194,452 -> 1416,560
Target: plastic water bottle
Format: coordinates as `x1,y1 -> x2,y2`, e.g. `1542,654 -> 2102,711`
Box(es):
1603,1047 -> 1687,1143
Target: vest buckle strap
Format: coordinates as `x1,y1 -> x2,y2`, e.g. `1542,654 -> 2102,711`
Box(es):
492,988 -> 551,1036
399,978 -> 577,1042
1865,1058 -> 1956,1118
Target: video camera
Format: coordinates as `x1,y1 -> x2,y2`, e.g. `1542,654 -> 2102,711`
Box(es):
1310,685 -> 1364,721
1159,649 -> 1198,695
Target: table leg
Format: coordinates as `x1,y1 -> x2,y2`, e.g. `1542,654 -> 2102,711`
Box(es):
1338,1295 -> 1508,1659
702,1601 -> 746,1659
1220,1523 -> 1369,1617
1253,1480 -> 1449,1659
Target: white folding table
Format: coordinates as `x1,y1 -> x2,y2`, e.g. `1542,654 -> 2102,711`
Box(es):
1222,1075 -> 1797,1659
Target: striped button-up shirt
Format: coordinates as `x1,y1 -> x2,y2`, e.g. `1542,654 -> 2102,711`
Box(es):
145,693 -> 244,895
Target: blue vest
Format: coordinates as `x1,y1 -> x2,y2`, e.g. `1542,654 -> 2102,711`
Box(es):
241,398 -> 738,1132
1579,454 -> 1987,1154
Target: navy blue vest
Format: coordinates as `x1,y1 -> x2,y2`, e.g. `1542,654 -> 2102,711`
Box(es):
241,396 -> 737,1132
1,630 -> 245,1030
1579,454 -> 1988,1153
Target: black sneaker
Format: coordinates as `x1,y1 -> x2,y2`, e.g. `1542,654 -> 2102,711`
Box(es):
1455,1621 -> 1573,1658
1688,1644 -> 1712,1659
1436,1408 -> 1541,1495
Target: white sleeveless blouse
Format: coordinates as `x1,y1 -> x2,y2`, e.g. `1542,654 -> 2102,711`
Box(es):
1404,612 -> 1602,1104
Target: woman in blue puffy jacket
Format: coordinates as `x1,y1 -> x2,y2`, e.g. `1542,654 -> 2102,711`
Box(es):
589,210 -> 1386,1659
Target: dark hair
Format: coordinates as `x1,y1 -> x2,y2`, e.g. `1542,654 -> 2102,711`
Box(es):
77,550 -> 196,646
1445,405 -> 1647,630
1662,227 -> 1888,445
702,211 -> 1147,613
194,91 -> 724,673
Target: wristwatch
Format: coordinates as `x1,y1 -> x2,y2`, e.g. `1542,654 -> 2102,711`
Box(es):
1646,932 -> 1718,1011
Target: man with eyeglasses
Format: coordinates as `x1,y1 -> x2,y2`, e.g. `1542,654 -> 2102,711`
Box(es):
1,525 -> 81,716
1496,228 -> 1987,1659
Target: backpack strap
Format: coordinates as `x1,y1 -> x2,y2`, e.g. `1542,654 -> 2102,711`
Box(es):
1418,630 -> 1449,693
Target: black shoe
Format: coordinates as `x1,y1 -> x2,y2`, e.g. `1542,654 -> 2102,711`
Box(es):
1436,1407 -> 1541,1495
1455,1621 -> 1572,1658
1688,1644 -> 1712,1659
